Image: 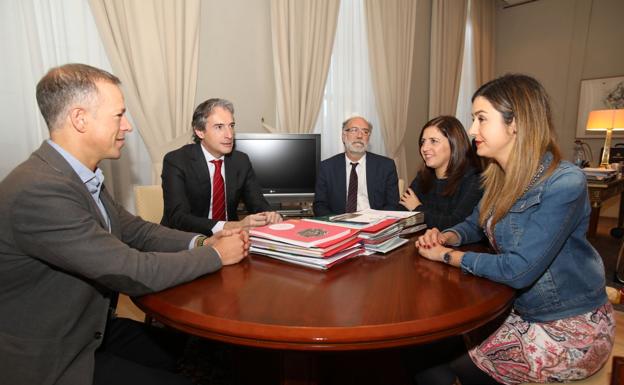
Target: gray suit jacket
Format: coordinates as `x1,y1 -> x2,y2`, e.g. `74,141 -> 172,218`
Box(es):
0,142 -> 223,385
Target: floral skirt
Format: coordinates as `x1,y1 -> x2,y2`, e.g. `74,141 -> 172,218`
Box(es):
468,303 -> 615,384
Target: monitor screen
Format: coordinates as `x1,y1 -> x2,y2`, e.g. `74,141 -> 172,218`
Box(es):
234,133 -> 321,198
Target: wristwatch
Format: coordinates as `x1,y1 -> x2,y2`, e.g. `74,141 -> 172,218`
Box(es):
443,251 -> 452,264
194,235 -> 208,248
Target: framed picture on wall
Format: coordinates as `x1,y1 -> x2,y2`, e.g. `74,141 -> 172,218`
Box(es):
576,75 -> 624,139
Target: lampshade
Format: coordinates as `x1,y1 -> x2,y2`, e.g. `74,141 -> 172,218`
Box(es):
586,109 -> 624,131
586,109 -> 624,168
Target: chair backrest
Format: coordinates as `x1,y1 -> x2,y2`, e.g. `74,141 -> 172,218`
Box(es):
134,185 -> 164,224
398,178 -> 405,195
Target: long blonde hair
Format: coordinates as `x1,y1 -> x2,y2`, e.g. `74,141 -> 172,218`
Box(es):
473,74 -> 561,226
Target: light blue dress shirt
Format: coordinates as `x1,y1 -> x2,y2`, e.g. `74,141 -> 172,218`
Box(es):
46,140 -> 203,249
47,140 -> 110,232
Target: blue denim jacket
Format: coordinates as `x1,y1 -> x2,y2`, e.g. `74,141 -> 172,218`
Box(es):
447,153 -> 607,322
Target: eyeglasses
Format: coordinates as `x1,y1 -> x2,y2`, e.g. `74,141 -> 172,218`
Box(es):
343,127 -> 371,136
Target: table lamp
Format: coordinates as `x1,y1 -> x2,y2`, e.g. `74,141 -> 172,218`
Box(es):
585,108 -> 624,168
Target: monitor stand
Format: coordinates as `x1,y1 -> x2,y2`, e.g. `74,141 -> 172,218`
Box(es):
237,199 -> 314,218
273,200 -> 313,217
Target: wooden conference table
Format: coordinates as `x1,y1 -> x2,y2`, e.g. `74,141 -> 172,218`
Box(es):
134,238 -> 514,352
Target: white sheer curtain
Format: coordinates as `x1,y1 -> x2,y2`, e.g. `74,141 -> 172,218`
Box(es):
456,0 -> 477,131
313,0 -> 385,160
456,0 -> 495,132
0,0 -> 151,211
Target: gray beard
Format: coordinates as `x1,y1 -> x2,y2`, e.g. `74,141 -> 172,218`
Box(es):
345,142 -> 368,154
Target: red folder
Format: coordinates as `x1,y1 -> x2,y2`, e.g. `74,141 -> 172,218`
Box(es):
251,235 -> 361,257
250,219 -> 359,248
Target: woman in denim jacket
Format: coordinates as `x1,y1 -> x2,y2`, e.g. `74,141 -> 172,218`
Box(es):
416,74 -> 614,385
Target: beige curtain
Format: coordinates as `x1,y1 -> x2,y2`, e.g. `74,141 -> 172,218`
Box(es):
471,0 -> 496,86
429,0 -> 468,117
269,0 -> 340,134
364,0 -> 417,184
88,0 -> 200,183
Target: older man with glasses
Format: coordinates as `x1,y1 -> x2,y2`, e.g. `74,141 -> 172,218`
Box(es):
313,115 -> 400,216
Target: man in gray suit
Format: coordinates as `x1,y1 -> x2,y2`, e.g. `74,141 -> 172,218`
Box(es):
0,63 -> 249,385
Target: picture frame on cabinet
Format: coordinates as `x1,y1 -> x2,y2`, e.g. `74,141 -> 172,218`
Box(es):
576,75 -> 624,139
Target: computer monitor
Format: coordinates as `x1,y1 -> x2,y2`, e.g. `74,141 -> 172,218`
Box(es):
234,133 -> 321,201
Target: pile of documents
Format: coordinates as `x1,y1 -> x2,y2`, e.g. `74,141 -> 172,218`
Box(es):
582,167 -> 617,182
250,209 -> 426,270
249,219 -> 364,270
305,209 -> 425,254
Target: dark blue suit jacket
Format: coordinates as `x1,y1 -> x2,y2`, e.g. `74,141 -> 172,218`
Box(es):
313,152 -> 400,216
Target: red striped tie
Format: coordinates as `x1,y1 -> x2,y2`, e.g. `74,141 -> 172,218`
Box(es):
210,159 -> 226,221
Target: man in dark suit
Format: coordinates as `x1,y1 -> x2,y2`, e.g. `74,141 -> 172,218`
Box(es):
313,115 -> 400,216
161,98 -> 282,235
0,64 -> 248,385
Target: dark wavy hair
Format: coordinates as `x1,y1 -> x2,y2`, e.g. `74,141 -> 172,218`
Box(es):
417,115 -> 480,196
192,98 -> 234,143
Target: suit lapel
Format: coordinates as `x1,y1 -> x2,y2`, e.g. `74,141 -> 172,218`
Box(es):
365,152 -> 374,197
35,142 -> 110,231
224,154 -> 236,214
336,154 -> 347,212
100,186 -> 120,237
190,143 -> 212,188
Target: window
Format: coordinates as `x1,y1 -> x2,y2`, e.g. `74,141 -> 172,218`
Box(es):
313,0 -> 385,160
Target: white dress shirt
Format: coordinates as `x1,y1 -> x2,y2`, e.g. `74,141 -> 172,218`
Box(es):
200,144 -> 228,232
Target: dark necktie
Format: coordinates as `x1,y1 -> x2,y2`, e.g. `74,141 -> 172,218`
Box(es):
210,159 -> 226,221
346,162 -> 358,213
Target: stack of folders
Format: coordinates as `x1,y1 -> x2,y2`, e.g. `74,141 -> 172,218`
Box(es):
249,219 -> 364,270
306,209 -> 425,254
582,167 -> 617,182
358,222 -> 407,253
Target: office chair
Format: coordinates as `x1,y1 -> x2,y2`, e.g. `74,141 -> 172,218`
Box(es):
133,185 -> 164,224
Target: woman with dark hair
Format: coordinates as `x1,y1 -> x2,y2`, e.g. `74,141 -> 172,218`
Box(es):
400,116 -> 482,229
415,74 -> 613,384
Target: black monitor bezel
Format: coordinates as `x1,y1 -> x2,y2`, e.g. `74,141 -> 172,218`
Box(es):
234,133 -> 321,198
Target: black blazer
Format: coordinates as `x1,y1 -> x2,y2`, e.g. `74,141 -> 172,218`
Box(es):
161,143 -> 270,235
313,152 -> 400,216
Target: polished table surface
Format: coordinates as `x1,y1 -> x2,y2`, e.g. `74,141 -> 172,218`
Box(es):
134,238 -> 514,351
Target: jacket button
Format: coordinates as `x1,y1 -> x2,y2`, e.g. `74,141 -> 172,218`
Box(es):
94,331 -> 103,339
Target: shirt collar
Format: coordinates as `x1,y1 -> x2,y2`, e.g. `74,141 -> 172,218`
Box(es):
345,152 -> 366,167
200,143 -> 225,163
46,139 -> 105,194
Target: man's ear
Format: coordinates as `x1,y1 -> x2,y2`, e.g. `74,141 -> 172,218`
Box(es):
193,128 -> 204,140
69,108 -> 88,133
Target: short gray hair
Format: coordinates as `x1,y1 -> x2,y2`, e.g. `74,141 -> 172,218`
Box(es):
192,98 -> 235,143
36,63 -> 121,130
342,115 -> 373,131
